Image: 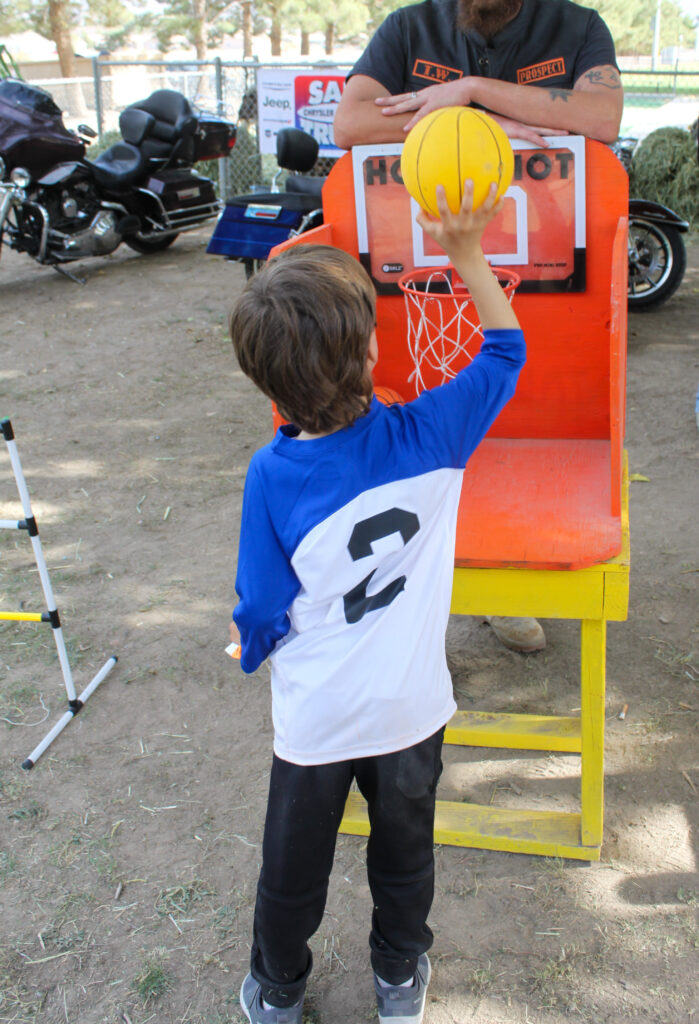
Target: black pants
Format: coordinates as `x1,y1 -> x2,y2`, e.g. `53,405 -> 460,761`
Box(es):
250,727 -> 445,1008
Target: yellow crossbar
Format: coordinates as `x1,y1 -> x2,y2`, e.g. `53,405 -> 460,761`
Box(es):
340,792 -> 599,861
0,610 -> 45,622
445,710 -> 581,752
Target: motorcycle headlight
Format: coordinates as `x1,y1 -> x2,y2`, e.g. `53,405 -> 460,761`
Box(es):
11,167 -> 31,189
0,156 -> 6,180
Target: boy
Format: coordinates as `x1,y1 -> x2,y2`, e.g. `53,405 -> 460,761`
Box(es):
228,182 -> 525,1024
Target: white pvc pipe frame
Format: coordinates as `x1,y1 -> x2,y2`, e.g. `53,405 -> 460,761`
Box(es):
1,418 -> 117,769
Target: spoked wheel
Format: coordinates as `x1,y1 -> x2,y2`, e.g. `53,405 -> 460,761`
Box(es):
627,218 -> 687,311
124,232 -> 179,254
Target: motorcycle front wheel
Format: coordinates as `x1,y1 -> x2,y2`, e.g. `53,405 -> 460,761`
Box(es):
627,218 -> 686,311
124,232 -> 179,254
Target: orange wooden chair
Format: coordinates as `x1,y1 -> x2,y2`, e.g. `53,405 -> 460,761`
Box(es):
270,140 -> 629,860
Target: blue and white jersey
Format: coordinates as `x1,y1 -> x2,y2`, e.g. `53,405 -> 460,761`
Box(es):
234,329 -> 525,765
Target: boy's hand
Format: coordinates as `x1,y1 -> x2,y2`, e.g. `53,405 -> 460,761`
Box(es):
226,619 -> 242,660
416,180 -> 502,270
416,180 -> 519,331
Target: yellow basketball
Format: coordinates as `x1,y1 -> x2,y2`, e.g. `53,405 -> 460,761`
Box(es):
400,107 -> 514,217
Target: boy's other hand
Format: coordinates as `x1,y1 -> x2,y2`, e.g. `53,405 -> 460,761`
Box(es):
229,619 -> 241,645
416,181 -> 503,268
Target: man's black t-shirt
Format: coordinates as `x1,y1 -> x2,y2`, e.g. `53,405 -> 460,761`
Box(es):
349,0 -> 618,95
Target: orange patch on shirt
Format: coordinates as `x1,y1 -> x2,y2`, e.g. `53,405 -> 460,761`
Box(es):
517,58 -> 566,84
412,59 -> 463,84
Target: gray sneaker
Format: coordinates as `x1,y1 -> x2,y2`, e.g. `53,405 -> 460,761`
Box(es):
240,973 -> 304,1024
374,954 -> 431,1023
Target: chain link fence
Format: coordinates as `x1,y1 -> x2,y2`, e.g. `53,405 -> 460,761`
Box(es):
21,60 -> 699,197
23,59 -> 350,198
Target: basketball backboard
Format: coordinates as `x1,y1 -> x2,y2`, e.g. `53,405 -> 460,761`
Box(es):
351,136 -> 586,295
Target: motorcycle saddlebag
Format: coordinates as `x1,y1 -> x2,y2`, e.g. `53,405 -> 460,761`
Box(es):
191,116 -> 236,162
146,167 -> 217,210
206,193 -> 312,259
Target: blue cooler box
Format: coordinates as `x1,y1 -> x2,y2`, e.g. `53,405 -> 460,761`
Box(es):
207,192 -> 320,260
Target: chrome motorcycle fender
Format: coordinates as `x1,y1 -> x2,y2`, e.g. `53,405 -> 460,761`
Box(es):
629,198 -> 689,232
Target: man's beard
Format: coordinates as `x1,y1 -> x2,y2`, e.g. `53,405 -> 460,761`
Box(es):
458,0 -> 523,38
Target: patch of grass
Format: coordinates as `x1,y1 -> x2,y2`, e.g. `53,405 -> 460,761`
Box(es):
0,771 -> 27,803
447,872 -> 481,898
49,826 -> 116,878
133,949 -> 172,1005
53,891 -> 95,925
212,889 -> 248,937
41,925 -> 86,951
467,964 -> 495,995
530,947 -> 578,992
649,636 -> 698,682
155,878 -> 215,918
0,849 -> 18,882
7,800 -> 44,822
0,949 -> 44,1023
677,887 -> 698,905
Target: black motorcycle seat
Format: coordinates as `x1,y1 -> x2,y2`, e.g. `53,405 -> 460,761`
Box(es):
119,108 -> 157,146
121,90 -> 197,143
276,127 -> 319,173
118,91 -> 198,163
90,141 -> 149,188
285,175 -> 325,197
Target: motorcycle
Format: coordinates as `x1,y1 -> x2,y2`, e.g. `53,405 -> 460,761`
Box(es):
612,136 -> 688,311
210,129 -> 689,311
207,127 -> 323,279
0,78 -> 236,279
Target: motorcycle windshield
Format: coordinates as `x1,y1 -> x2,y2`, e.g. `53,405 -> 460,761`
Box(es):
0,79 -> 63,118
0,79 -> 83,173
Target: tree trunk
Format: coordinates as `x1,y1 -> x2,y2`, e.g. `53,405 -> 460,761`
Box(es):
301,29 -> 310,56
325,22 -> 334,55
47,0 -> 87,115
270,18 -> 282,56
193,0 -> 207,61
47,0 -> 76,78
242,0 -> 253,59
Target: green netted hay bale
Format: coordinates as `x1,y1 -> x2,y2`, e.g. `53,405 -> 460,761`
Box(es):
630,126 -> 699,228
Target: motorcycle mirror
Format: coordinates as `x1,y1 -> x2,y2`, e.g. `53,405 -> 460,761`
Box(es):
78,124 -> 98,139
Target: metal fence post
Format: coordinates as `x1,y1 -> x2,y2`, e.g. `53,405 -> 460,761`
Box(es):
214,57 -> 229,197
92,57 -> 104,139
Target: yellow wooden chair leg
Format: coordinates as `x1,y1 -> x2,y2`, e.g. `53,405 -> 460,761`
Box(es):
580,618 -> 606,847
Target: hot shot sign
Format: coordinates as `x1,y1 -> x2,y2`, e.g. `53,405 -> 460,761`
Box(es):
256,69 -> 347,157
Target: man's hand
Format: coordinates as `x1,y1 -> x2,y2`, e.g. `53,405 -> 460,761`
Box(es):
488,113 -> 565,147
376,80 -> 562,146
375,78 -> 473,126
229,619 -> 241,645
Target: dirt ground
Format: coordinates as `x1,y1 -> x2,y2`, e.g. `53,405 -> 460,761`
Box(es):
1,226 -> 697,1024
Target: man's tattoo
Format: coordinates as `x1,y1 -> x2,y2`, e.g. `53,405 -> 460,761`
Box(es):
583,68 -> 622,89
548,88 -> 570,102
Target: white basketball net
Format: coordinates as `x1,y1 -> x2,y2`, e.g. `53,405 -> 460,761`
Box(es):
399,266 -> 519,396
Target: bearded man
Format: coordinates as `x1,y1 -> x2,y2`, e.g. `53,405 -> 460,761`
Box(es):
333,0 -> 622,151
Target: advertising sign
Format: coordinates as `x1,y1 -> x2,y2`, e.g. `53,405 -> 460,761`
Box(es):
256,68 -> 347,157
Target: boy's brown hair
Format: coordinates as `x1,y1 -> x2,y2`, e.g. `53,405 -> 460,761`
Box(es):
229,245 -> 376,434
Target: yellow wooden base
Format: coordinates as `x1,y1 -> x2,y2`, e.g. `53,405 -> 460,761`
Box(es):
340,792 -> 599,861
338,459 -> 630,861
